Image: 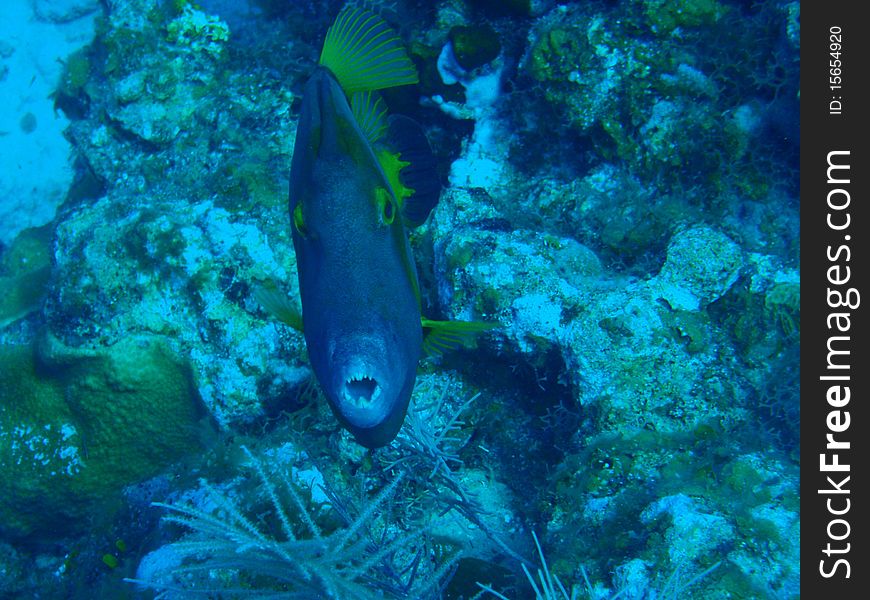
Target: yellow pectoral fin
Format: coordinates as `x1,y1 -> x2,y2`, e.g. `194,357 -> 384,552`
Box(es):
421,317 -> 500,357
253,282 -> 304,332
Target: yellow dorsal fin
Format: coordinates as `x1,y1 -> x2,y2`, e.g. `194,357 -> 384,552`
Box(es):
352,91 -> 389,145
319,5 -> 418,94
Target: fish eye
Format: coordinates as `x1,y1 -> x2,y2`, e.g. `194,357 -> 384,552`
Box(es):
293,203 -> 308,237
376,187 -> 395,226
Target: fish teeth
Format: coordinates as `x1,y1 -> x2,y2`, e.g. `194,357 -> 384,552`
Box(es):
342,373 -> 381,407
347,369 -> 368,381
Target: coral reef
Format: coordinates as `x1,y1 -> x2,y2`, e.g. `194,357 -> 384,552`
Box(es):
0,334 -> 203,541
0,0 -> 799,597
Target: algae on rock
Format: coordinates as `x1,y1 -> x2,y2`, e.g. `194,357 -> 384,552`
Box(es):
0,334 -> 204,540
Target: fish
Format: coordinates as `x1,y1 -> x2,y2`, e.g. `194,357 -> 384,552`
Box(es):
267,5 -> 495,448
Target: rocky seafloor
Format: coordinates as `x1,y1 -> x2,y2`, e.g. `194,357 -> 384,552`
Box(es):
1,0 -> 799,598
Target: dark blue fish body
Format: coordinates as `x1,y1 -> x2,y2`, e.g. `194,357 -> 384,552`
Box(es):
279,5 -> 493,448
289,67 -> 422,447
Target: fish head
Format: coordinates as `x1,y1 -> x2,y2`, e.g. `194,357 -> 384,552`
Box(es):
292,68 -> 371,174
318,316 -> 419,448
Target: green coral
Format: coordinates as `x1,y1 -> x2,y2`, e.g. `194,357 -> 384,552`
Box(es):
0,334 -> 203,540
520,0 -> 791,215
641,0 -> 726,33
0,225 -> 53,329
166,5 -> 230,57
62,48 -> 92,93
528,26 -> 588,83
527,10 -> 669,137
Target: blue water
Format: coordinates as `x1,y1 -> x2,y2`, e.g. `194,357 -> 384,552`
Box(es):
0,0 -> 799,598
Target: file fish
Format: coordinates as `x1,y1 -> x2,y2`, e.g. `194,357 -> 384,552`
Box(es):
269,5 -> 494,448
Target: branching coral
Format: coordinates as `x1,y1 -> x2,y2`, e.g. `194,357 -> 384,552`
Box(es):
383,383 -> 526,567
129,447 -> 456,598
477,531 -> 721,600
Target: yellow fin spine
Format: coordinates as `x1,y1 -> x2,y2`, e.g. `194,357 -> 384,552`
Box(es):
352,91 -> 389,145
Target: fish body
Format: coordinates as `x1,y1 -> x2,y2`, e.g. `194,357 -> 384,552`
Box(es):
289,66 -> 422,447
282,5 -> 493,448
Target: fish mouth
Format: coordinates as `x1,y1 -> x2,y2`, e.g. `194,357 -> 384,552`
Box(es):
342,372 -> 383,408
317,330 -> 417,447
330,354 -> 394,430
321,329 -> 414,444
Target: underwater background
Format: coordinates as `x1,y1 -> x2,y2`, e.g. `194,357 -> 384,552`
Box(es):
0,0 -> 799,598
